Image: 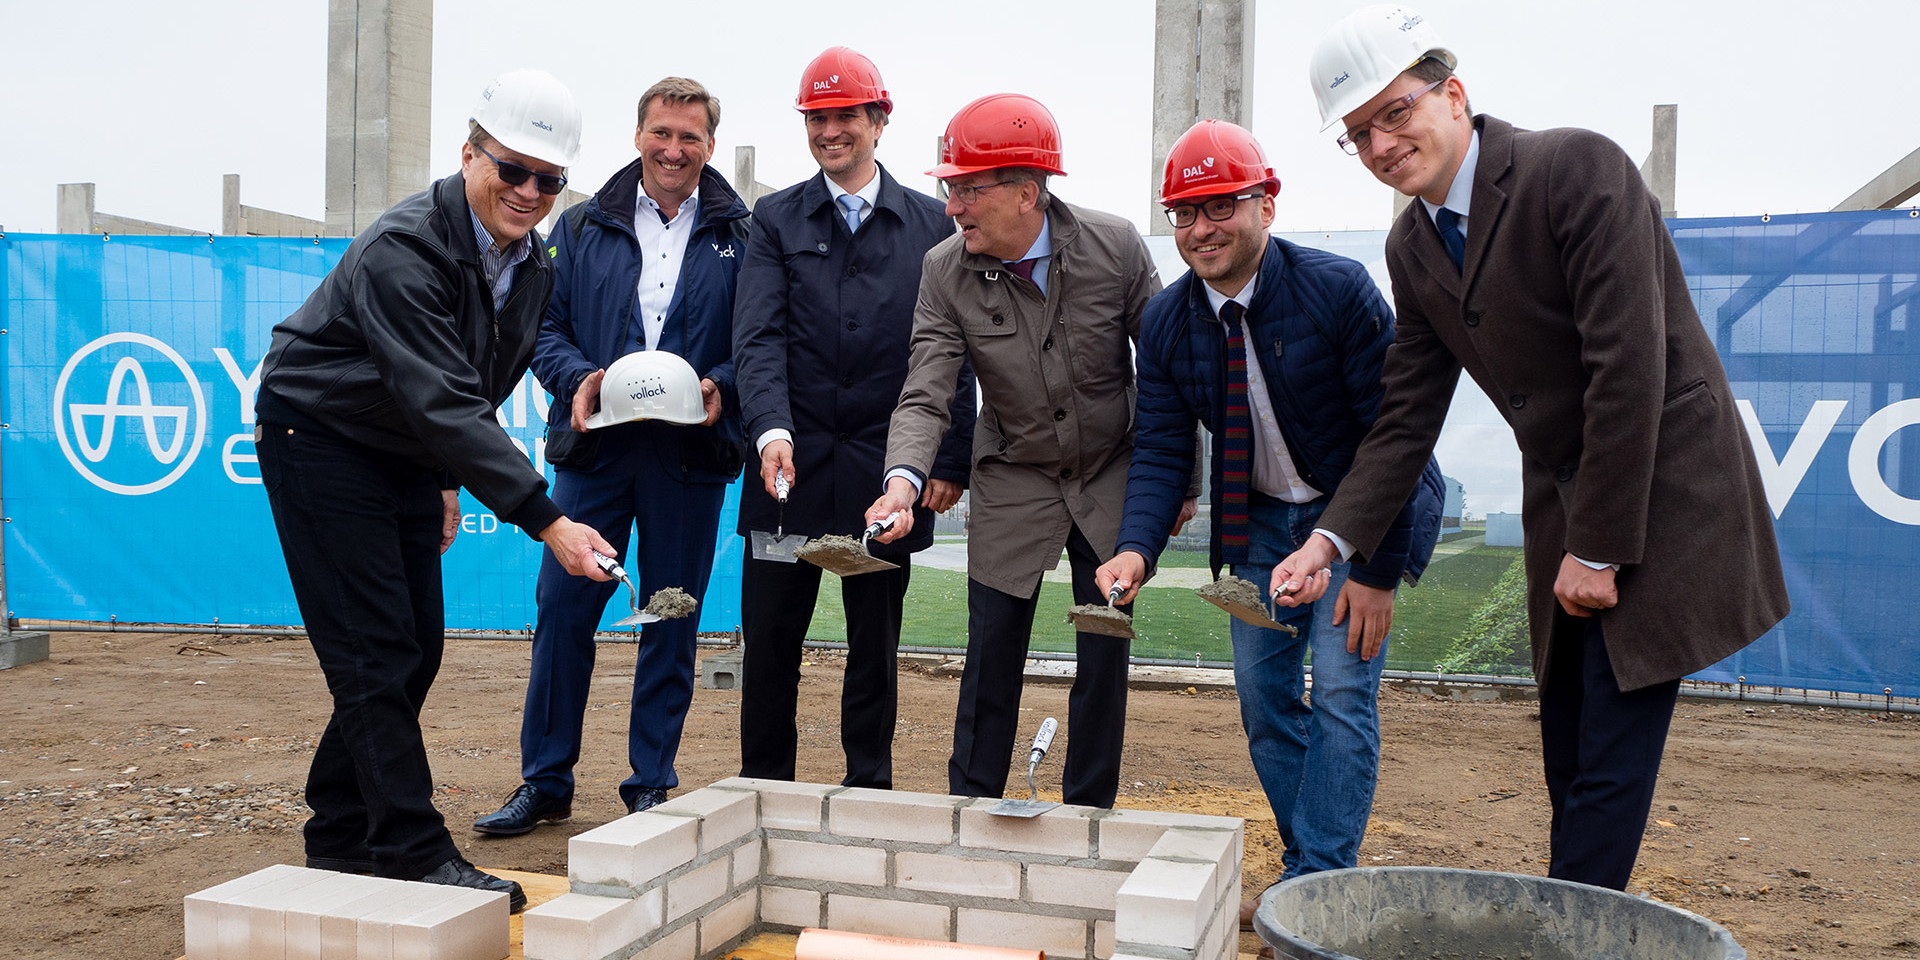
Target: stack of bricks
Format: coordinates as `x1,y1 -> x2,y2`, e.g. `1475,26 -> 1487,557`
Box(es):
183,863 -> 508,960
525,777 -> 1242,960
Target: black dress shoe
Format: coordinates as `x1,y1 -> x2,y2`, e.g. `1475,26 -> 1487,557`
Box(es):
306,854 -> 376,874
473,783 -> 571,836
418,856 -> 527,913
627,786 -> 669,813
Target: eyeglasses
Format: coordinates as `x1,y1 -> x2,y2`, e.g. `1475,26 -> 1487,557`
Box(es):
943,179 -> 1020,205
477,143 -> 568,196
1165,191 -> 1265,229
1336,79 -> 1446,155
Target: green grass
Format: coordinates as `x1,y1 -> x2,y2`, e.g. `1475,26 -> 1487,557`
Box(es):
800,541 -> 1528,670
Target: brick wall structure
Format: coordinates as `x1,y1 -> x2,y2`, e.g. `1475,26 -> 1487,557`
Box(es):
525,778 -> 1242,960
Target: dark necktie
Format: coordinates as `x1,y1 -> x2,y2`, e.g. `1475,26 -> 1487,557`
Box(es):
1007,257 -> 1038,284
1219,300 -> 1251,565
1434,206 -> 1465,271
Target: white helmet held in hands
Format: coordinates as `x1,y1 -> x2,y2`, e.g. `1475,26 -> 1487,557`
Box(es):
583,351 -> 706,429
471,69 -> 583,167
1308,5 -> 1456,132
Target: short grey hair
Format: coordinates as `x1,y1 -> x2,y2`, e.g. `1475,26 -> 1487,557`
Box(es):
1002,167 -> 1052,211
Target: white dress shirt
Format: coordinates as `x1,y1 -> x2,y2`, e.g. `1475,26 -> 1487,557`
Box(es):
634,187 -> 700,353
1202,275 -> 1323,504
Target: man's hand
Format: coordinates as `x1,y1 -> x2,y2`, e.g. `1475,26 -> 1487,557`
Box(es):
1172,497 -> 1199,536
440,490 -> 461,554
538,517 -> 619,580
700,378 -> 722,426
571,369 -> 606,433
1095,550 -> 1151,605
1554,553 -> 1618,617
1333,579 -> 1395,660
760,439 -> 796,499
864,477 -> 919,544
923,478 -> 962,513
1271,534 -> 1341,607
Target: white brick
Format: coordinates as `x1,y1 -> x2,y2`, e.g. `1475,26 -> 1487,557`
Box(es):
1114,858 -> 1215,949
392,887 -> 509,960
1202,897 -> 1235,960
731,837 -> 762,888
1144,826 -> 1237,869
283,875 -> 404,960
570,813 -> 699,888
632,921 -> 697,960
956,908 -> 1090,958
1095,919 -> 1115,958
319,885 -> 412,959
698,890 -> 756,954
524,891 -> 661,960
895,852 -> 1020,899
958,801 -> 1094,857
766,838 -> 886,886
828,788 -> 960,845
651,786 -> 758,852
759,886 -> 822,928
730,778 -> 838,832
224,867 -> 337,960
827,893 -> 950,939
356,887 -> 446,960
666,857 -> 730,922
183,864 -> 307,960
1096,809 -> 1239,863
1027,863 -> 1130,909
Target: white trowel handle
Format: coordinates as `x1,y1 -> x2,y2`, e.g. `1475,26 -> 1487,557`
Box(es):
862,511 -> 899,541
775,473 -> 790,503
592,552 -> 631,584
1027,717 -> 1059,767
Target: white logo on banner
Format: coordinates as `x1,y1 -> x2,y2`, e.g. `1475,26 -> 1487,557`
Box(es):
53,332 -> 207,495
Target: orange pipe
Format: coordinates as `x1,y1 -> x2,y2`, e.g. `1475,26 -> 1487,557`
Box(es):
793,928 -> 1043,960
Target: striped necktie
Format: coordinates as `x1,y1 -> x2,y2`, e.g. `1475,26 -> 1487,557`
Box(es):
1219,300 -> 1251,565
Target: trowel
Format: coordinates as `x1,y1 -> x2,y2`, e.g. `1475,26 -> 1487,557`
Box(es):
1067,583 -> 1136,639
1196,576 -> 1301,636
749,473 -> 807,563
795,512 -> 902,577
985,717 -> 1060,818
594,553 -> 662,627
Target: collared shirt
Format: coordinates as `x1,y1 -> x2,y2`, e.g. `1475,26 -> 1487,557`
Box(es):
1202,274 -> 1323,505
1419,128 -> 1482,239
1003,215 -> 1054,296
634,187 -> 700,351
825,168 -> 882,230
469,210 -> 531,314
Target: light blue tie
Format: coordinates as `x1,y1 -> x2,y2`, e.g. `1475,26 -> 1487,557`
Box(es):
838,194 -> 865,234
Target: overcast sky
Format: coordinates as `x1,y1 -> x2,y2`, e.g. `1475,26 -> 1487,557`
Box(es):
3,0 -> 1914,515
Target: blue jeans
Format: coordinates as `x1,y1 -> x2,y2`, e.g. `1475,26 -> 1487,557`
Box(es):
1230,494 -> 1389,879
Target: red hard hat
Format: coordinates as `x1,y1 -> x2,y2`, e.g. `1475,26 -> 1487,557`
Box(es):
927,93 -> 1067,179
795,46 -> 892,114
1160,119 -> 1279,205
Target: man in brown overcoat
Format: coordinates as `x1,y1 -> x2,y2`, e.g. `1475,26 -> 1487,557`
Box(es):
1278,6 -> 1789,889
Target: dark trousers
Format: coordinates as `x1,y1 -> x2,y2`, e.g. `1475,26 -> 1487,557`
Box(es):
1539,613 -> 1681,890
950,524 -> 1131,808
258,424 -> 458,879
738,556 -> 911,788
520,441 -> 725,809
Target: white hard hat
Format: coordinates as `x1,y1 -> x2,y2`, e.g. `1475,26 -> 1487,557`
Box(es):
470,69 -> 583,168
583,351 -> 706,429
1308,5 -> 1456,132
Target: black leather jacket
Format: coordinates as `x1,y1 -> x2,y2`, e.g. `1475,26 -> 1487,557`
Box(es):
255,173 -> 562,537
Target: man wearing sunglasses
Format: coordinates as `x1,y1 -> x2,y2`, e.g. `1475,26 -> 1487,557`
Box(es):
864,94 -> 1178,810
255,70 -> 615,911
474,76 -> 752,834
1096,121 -> 1443,909
1274,6 -> 1787,890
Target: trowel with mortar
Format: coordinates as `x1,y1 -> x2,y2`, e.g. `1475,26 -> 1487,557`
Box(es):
1195,574 -> 1301,636
795,511 -> 901,577
984,717 -> 1060,818
594,553 -> 662,627
1067,584 -> 1136,639
748,473 -> 807,563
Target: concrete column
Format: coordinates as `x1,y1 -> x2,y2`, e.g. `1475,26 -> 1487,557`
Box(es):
1639,104 -> 1677,218
1832,144 -> 1920,211
325,0 -> 432,236
1149,0 -> 1255,233
57,183 -> 96,234
223,174 -> 243,236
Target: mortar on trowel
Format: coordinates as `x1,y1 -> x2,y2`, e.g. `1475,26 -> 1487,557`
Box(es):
1066,584 -> 1135,639
795,512 -> 900,576
1196,574 -> 1300,636
594,554 -> 700,627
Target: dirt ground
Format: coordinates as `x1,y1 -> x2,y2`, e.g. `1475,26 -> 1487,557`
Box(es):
1,630 -> 1914,959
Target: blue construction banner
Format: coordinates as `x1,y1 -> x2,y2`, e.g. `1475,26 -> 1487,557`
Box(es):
0,233 -> 742,635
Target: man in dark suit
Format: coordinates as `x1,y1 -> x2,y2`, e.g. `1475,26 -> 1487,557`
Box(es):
1278,6 -> 1788,890
731,47 -> 974,788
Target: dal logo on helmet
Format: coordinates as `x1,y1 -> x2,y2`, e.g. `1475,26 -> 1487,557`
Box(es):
53,332 -> 208,496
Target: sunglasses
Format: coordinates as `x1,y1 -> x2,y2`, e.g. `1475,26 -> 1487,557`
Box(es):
476,143 -> 568,196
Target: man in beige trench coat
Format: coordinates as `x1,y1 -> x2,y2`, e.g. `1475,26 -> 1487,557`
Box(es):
865,93 -> 1184,807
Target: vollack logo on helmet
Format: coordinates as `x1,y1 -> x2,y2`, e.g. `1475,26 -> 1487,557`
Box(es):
1398,14 -> 1425,31
1330,71 -> 1350,89
630,379 -> 668,402
532,119 -> 554,132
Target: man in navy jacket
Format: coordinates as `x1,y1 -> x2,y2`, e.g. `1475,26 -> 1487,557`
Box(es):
475,77 -> 750,833
1098,122 -> 1442,894
731,48 -> 974,788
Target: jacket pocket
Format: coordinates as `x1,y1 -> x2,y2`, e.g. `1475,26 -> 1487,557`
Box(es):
545,425 -> 600,470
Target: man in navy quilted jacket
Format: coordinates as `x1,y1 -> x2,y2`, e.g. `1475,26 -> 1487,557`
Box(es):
1097,122 -> 1442,901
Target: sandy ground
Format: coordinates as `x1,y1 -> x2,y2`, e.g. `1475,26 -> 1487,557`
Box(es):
1,630 -> 1915,959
